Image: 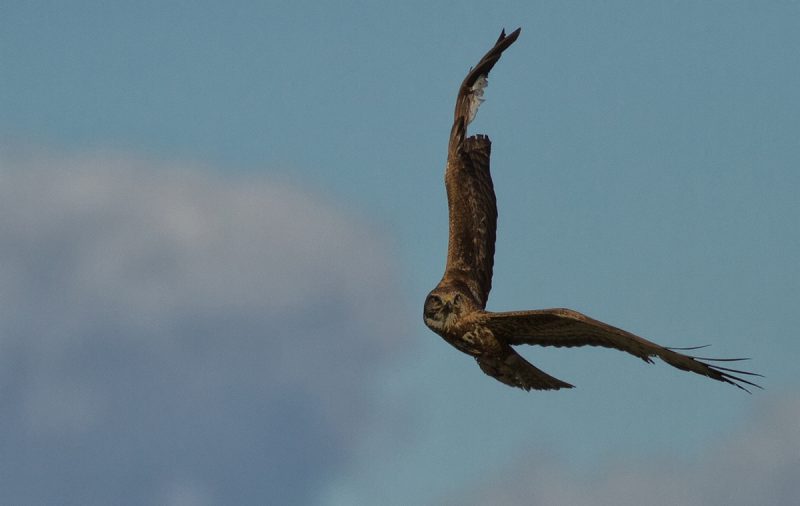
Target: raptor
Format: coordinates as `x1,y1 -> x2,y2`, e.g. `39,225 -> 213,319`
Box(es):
423,28 -> 761,392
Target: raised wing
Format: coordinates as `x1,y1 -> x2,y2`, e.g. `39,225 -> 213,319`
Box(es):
477,346 -> 574,391
442,28 -> 520,308
481,308 -> 762,392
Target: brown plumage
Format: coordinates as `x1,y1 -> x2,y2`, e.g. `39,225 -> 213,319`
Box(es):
423,28 -> 761,392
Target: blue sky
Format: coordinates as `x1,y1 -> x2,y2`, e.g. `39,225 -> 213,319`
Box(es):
2,1 -> 799,505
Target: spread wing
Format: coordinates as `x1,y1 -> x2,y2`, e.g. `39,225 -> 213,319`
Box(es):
476,346 -> 574,391
481,309 -> 762,392
442,28 -> 521,308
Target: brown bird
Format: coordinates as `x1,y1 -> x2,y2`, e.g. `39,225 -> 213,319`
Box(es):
423,28 -> 761,392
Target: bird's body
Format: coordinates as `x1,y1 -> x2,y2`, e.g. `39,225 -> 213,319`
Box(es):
423,28 -> 760,392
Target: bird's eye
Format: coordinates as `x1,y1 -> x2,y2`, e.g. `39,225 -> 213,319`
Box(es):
424,294 -> 442,316
425,295 -> 441,308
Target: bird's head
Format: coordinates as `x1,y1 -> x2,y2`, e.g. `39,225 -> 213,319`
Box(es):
423,289 -> 469,332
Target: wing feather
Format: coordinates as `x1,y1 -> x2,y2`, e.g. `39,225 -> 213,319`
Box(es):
442,28 -> 520,308
448,28 -> 521,155
444,135 -> 496,306
481,309 -> 762,392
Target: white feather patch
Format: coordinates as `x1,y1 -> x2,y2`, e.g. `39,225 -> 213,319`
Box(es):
467,75 -> 488,124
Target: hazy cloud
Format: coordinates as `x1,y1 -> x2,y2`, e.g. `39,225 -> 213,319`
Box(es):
0,154 -> 407,505
442,394 -> 800,506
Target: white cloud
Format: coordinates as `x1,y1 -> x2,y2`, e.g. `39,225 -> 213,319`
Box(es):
0,153 -> 408,505
441,393 -> 800,506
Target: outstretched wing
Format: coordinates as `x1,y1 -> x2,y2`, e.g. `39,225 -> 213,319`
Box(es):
481,308 -> 762,392
477,346 -> 574,391
442,28 -> 521,308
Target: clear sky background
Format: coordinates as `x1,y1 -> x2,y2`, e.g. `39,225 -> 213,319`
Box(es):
2,1 -> 798,505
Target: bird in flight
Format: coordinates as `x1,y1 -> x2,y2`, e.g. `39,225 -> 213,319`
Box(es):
423,28 -> 761,392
